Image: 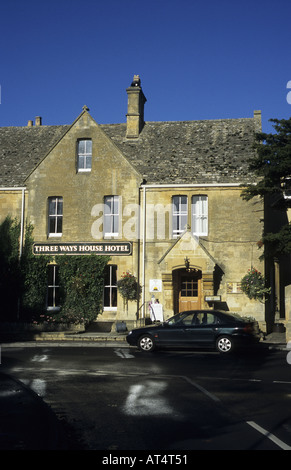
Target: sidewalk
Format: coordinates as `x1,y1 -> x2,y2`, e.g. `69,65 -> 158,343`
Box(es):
0,330 -> 129,348
0,329 -> 288,348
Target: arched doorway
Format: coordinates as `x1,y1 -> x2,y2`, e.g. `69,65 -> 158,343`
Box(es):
173,268 -> 202,313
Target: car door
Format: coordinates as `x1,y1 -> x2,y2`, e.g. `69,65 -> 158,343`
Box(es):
157,322 -> 187,347
184,312 -> 218,347
157,312 -> 196,347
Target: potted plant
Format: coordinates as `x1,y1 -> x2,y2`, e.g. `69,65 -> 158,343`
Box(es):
241,267 -> 270,303
117,271 -> 140,313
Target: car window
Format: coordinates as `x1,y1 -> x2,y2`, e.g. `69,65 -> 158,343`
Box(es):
193,313 -> 220,325
181,313 -> 196,326
167,312 -> 221,326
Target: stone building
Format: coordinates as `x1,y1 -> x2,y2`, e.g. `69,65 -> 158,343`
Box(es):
0,75 -> 268,331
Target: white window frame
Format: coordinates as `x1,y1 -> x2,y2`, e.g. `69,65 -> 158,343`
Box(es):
192,195 -> 208,236
103,265 -> 117,311
77,139 -> 92,172
48,197 -> 63,237
104,196 -> 120,238
47,264 -> 60,311
172,195 -> 188,238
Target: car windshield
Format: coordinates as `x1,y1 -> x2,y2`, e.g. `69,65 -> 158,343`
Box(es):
166,312 -> 190,325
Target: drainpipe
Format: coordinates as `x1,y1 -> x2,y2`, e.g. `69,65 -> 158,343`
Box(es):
19,188 -> 25,259
142,185 -> 146,319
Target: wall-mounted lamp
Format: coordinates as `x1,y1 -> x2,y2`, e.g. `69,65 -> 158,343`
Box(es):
184,257 -> 198,273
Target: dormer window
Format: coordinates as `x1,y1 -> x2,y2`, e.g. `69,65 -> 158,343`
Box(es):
77,139 -> 92,172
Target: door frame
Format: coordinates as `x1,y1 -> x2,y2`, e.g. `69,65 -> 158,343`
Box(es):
173,268 -> 202,313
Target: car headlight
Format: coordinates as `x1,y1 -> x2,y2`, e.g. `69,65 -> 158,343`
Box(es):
127,330 -> 132,335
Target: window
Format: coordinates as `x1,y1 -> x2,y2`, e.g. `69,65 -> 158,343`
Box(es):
48,197 -> 63,236
104,196 -> 120,237
47,264 -> 60,310
172,196 -> 188,237
104,265 -> 117,309
181,277 -> 198,297
77,139 -> 92,172
192,195 -> 208,236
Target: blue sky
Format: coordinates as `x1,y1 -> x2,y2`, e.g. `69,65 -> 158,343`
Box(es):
0,0 -> 290,133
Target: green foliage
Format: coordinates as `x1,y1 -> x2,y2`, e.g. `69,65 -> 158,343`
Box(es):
0,216 -> 22,320
262,223 -> 291,257
241,117 -> 291,256
53,255 -> 109,324
0,216 -> 109,324
117,271 -> 141,312
241,267 -> 271,303
241,118 -> 291,201
21,223 -> 52,320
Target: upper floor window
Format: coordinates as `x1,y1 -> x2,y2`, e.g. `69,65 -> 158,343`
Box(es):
77,139 -> 92,172
104,196 -> 120,237
192,195 -> 208,236
172,195 -> 188,237
48,196 -> 63,237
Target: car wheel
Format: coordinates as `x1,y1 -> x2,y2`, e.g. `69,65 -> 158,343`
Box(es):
216,335 -> 233,353
138,335 -> 155,352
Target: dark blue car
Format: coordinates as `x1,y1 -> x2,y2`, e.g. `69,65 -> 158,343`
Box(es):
126,310 -> 261,353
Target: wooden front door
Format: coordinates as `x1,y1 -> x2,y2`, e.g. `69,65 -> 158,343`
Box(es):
178,271 -> 202,312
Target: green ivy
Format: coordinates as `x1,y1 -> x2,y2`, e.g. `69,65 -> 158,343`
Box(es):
53,254 -> 109,324
0,216 -> 110,325
0,216 -> 23,320
21,222 -> 52,320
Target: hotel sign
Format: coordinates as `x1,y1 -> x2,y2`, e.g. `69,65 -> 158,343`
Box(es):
33,242 -> 132,256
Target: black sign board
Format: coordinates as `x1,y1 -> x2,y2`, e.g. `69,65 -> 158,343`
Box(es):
33,242 -> 132,256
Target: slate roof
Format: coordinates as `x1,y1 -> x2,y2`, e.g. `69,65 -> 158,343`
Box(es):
101,118 -> 258,184
0,116 -> 258,187
0,125 -> 69,187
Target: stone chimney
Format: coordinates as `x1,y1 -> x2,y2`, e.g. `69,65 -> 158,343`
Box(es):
126,75 -> 147,138
35,116 -> 42,126
253,110 -> 262,132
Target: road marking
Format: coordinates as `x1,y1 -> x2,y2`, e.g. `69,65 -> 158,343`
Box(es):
122,380 -> 177,417
273,380 -> 291,385
247,421 -> 291,450
31,354 -> 49,362
181,376 -> 221,403
114,348 -> 135,359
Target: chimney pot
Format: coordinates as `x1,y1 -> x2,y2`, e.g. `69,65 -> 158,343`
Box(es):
35,116 -> 42,126
27,120 -> 33,127
126,75 -> 146,138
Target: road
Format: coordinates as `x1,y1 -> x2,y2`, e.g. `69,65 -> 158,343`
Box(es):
1,343 -> 291,451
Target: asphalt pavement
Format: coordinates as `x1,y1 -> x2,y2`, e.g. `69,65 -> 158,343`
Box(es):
0,331 -> 288,450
